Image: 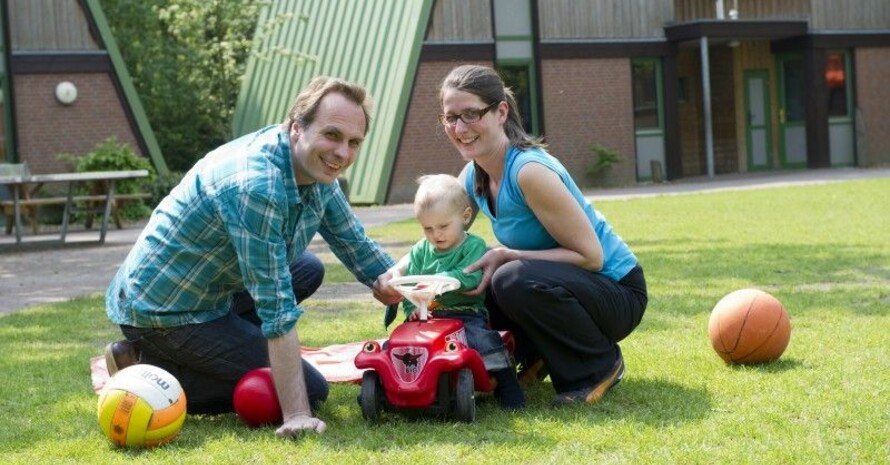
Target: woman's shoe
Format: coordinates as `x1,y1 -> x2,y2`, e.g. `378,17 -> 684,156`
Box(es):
552,349 -> 624,405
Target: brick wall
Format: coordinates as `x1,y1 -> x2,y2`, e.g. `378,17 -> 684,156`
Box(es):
540,59 -> 636,188
12,73 -> 141,174
855,47 -> 890,166
677,49 -> 705,176
676,47 -> 744,176
709,50 -> 739,174
390,58 -> 639,203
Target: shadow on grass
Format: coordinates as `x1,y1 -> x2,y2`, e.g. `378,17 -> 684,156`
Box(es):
724,357 -> 803,373
570,376 -> 712,426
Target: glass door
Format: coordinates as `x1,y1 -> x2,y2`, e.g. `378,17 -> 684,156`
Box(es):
826,51 -> 855,166
744,70 -> 772,170
776,54 -> 807,168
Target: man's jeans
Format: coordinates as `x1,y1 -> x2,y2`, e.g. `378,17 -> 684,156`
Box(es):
120,251 -> 329,414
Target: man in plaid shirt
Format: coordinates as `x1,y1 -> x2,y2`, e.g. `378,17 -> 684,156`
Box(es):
105,76 -> 401,437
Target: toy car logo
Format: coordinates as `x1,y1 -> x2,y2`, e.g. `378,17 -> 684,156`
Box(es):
390,347 -> 429,383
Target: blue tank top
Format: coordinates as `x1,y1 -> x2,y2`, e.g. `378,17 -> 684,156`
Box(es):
464,145 -> 637,281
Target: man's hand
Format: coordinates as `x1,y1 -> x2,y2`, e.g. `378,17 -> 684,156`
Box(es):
268,331 -> 325,438
275,413 -> 327,437
372,270 -> 403,305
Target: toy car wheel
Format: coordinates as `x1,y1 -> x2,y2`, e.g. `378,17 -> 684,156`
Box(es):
453,368 -> 475,422
360,370 -> 382,420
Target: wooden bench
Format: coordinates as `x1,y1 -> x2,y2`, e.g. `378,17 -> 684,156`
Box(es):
80,192 -> 153,229
1,163 -> 151,235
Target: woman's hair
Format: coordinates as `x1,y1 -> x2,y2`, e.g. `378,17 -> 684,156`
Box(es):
414,174 -> 471,217
439,65 -> 546,197
284,76 -> 373,134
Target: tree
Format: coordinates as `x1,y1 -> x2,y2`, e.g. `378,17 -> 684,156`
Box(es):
99,0 -> 263,171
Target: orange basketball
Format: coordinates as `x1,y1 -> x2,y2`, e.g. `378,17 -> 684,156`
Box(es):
708,288 -> 791,364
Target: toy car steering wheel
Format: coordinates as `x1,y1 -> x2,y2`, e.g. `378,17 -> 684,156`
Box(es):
388,275 -> 460,321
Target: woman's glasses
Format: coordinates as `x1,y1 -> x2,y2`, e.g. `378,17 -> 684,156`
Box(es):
438,102 -> 499,126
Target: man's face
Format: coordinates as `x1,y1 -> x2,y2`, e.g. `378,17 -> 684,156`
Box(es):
289,92 -> 366,185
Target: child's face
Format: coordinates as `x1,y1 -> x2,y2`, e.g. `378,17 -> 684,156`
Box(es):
417,203 -> 470,252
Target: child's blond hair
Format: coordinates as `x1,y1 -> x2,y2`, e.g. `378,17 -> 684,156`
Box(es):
414,174 -> 471,216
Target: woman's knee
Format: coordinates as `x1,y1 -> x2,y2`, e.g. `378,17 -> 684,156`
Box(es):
490,260 -> 536,309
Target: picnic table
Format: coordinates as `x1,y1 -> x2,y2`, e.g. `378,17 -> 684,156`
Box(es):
0,168 -> 150,245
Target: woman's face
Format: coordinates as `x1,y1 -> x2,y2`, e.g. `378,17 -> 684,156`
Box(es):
440,88 -> 506,163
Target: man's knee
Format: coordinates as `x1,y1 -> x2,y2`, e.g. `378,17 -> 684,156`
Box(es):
290,252 -> 325,300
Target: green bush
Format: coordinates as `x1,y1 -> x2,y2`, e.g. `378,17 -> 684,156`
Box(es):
147,170 -> 185,206
586,143 -> 623,176
57,137 -> 156,221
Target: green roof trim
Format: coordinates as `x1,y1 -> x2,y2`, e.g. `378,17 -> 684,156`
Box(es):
234,0 -> 432,204
84,0 -> 168,176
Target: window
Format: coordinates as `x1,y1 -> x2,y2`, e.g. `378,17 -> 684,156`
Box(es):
632,59 -> 662,130
677,77 -> 689,103
826,52 -> 849,118
497,64 -> 536,135
781,56 -> 806,122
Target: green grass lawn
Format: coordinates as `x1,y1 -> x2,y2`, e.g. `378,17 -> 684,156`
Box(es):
1,177 -> 888,464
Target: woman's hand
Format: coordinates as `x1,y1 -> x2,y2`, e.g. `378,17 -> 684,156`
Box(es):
462,247 -> 517,296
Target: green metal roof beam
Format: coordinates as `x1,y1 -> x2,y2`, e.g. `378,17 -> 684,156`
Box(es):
233,0 -> 433,204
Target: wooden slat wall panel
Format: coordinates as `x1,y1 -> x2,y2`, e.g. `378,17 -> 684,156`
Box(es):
425,0 -> 492,42
538,0 -> 673,39
811,0 -> 890,30
8,0 -> 98,50
676,0 -> 889,29
674,0 -> 810,22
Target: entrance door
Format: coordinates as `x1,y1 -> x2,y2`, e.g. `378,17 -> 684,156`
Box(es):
744,70 -> 771,170
777,54 -> 807,168
826,51 -> 855,166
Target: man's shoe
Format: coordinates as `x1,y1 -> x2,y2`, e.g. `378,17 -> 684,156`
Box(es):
517,358 -> 549,387
553,349 -> 624,406
104,340 -> 140,376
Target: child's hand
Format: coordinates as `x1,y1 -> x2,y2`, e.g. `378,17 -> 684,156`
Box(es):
408,310 -> 420,321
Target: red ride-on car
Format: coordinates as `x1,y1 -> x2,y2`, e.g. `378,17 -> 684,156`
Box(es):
354,275 -> 512,422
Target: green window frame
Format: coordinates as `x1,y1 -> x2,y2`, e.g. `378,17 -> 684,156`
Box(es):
0,2 -> 14,163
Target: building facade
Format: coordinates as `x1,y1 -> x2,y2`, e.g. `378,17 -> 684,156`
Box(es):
235,0 -> 890,204
0,0 -> 164,174
386,0 -> 890,203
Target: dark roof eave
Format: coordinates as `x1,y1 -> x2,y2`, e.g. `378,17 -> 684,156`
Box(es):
664,19 -> 809,42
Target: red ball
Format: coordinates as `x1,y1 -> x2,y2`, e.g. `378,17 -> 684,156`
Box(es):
708,288 -> 791,365
233,368 -> 282,427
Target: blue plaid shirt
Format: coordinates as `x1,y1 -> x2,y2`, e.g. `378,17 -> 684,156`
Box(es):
106,125 -> 394,337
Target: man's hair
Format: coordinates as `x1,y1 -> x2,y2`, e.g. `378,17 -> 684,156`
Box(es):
284,76 -> 373,134
414,174 -> 471,216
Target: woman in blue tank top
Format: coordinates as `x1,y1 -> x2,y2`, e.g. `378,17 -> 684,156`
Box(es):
438,64 -> 648,405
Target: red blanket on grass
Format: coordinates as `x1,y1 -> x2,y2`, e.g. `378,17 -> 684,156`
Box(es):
90,339 -> 382,394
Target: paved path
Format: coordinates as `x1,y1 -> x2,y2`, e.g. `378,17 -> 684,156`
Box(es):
2,167 -> 888,315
